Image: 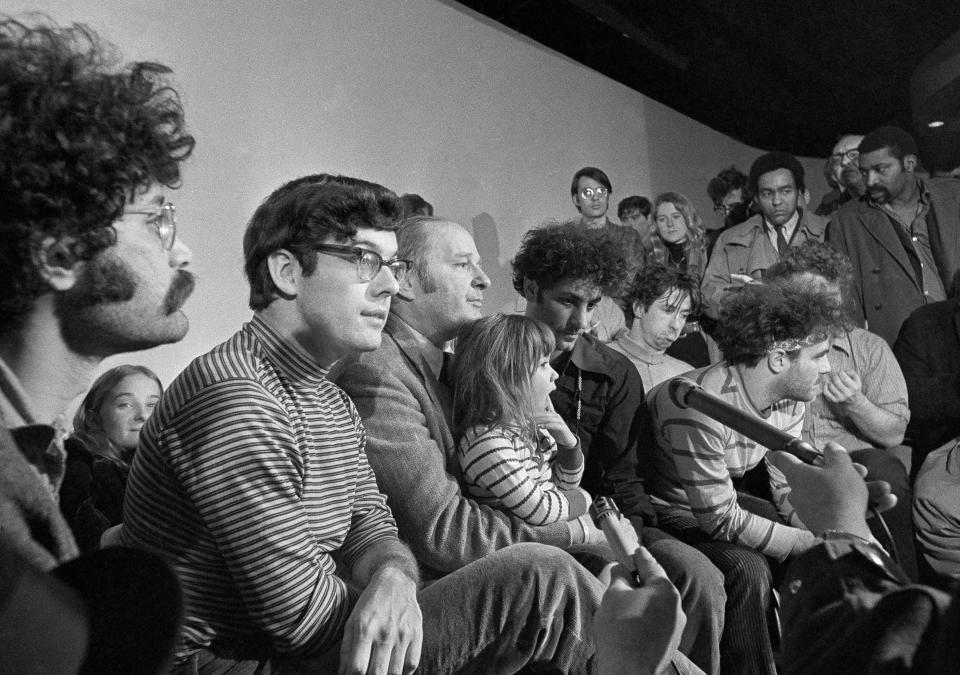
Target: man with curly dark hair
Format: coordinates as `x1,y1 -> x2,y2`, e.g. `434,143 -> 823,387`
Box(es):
765,242 -> 917,580
646,282 -> 844,674
0,16 -> 196,571
515,221 -> 726,675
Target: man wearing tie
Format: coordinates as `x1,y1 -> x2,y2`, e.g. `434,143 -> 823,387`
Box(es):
700,152 -> 827,320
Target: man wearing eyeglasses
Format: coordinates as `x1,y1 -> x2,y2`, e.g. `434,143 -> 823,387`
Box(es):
815,134 -> 865,217
0,17 -> 196,572
827,125 -> 960,346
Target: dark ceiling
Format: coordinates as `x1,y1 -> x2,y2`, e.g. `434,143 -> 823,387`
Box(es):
456,0 -> 960,163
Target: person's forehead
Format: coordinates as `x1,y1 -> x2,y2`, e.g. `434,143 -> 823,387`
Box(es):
577,176 -> 603,190
426,222 -> 477,258
127,183 -> 166,209
758,168 -> 795,189
799,339 -> 831,358
655,287 -> 692,308
833,135 -> 863,154
347,227 -> 398,256
657,202 -> 680,214
548,278 -> 602,300
859,147 -> 897,165
721,189 -> 742,205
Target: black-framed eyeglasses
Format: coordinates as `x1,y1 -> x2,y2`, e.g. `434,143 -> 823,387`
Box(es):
579,186 -> 609,200
830,149 -> 859,166
316,244 -> 412,282
714,202 -> 740,216
125,203 -> 177,250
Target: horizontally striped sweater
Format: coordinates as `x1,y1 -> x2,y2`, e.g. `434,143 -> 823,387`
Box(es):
647,362 -> 818,561
458,424 -> 584,525
121,315 -> 398,664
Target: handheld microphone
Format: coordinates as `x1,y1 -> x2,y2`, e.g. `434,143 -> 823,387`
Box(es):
589,496 -> 642,586
667,377 -> 824,466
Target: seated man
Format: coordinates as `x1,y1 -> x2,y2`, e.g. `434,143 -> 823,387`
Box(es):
765,241 -> 917,580
514,222 -> 725,675
647,282 -> 844,675
611,265 -> 699,391
122,178 -> 609,673
336,215 -> 702,674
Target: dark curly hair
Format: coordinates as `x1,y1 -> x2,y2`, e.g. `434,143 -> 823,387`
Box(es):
624,264 -> 701,325
244,174 -> 402,310
765,241 -> 857,327
715,283 -> 842,367
511,221 -> 628,297
0,17 -> 195,324
706,166 -> 749,206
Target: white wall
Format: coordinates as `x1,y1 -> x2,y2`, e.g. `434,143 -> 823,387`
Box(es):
8,0 -> 827,387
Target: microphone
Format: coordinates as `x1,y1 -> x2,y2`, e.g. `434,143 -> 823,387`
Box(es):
589,496 -> 642,585
667,377 -> 824,466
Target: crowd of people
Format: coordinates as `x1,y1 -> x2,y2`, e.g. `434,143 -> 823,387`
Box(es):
4,13 -> 960,675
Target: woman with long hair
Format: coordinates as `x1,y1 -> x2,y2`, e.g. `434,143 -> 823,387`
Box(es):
642,192 -> 712,366
63,365 -> 162,550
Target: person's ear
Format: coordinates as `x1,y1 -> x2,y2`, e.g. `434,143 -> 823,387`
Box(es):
522,277 -> 539,302
903,154 -> 918,173
394,263 -> 417,302
767,349 -> 788,374
266,249 -> 299,298
632,299 -> 645,319
36,237 -> 80,291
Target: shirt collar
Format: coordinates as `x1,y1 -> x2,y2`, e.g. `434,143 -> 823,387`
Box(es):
764,208 -> 800,236
554,333 -> 608,375
247,314 -> 329,384
830,329 -> 854,357
393,314 -> 445,380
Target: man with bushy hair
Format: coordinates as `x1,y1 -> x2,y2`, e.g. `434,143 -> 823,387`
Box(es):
0,16 -> 196,570
517,221 -> 726,675
764,241 -> 917,579
647,282 -> 844,674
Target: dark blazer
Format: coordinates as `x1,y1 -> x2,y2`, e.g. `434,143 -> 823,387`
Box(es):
893,298 -> 960,473
828,178 -> 960,346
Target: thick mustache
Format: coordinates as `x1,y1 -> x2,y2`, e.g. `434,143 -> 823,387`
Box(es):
164,269 -> 197,314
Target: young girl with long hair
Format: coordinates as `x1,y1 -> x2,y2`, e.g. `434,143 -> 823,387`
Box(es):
451,313 -> 593,526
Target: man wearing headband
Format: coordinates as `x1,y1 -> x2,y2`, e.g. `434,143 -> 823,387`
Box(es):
645,282 -> 844,675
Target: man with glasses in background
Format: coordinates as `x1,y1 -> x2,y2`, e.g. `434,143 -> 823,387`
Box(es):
816,134 -> 865,216
568,166 -> 641,338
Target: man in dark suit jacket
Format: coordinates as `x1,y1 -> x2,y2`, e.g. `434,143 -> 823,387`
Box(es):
827,126 -> 960,346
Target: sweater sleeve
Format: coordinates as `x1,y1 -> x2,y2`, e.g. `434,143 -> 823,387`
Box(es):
656,393 -> 818,561
459,426 -> 573,525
